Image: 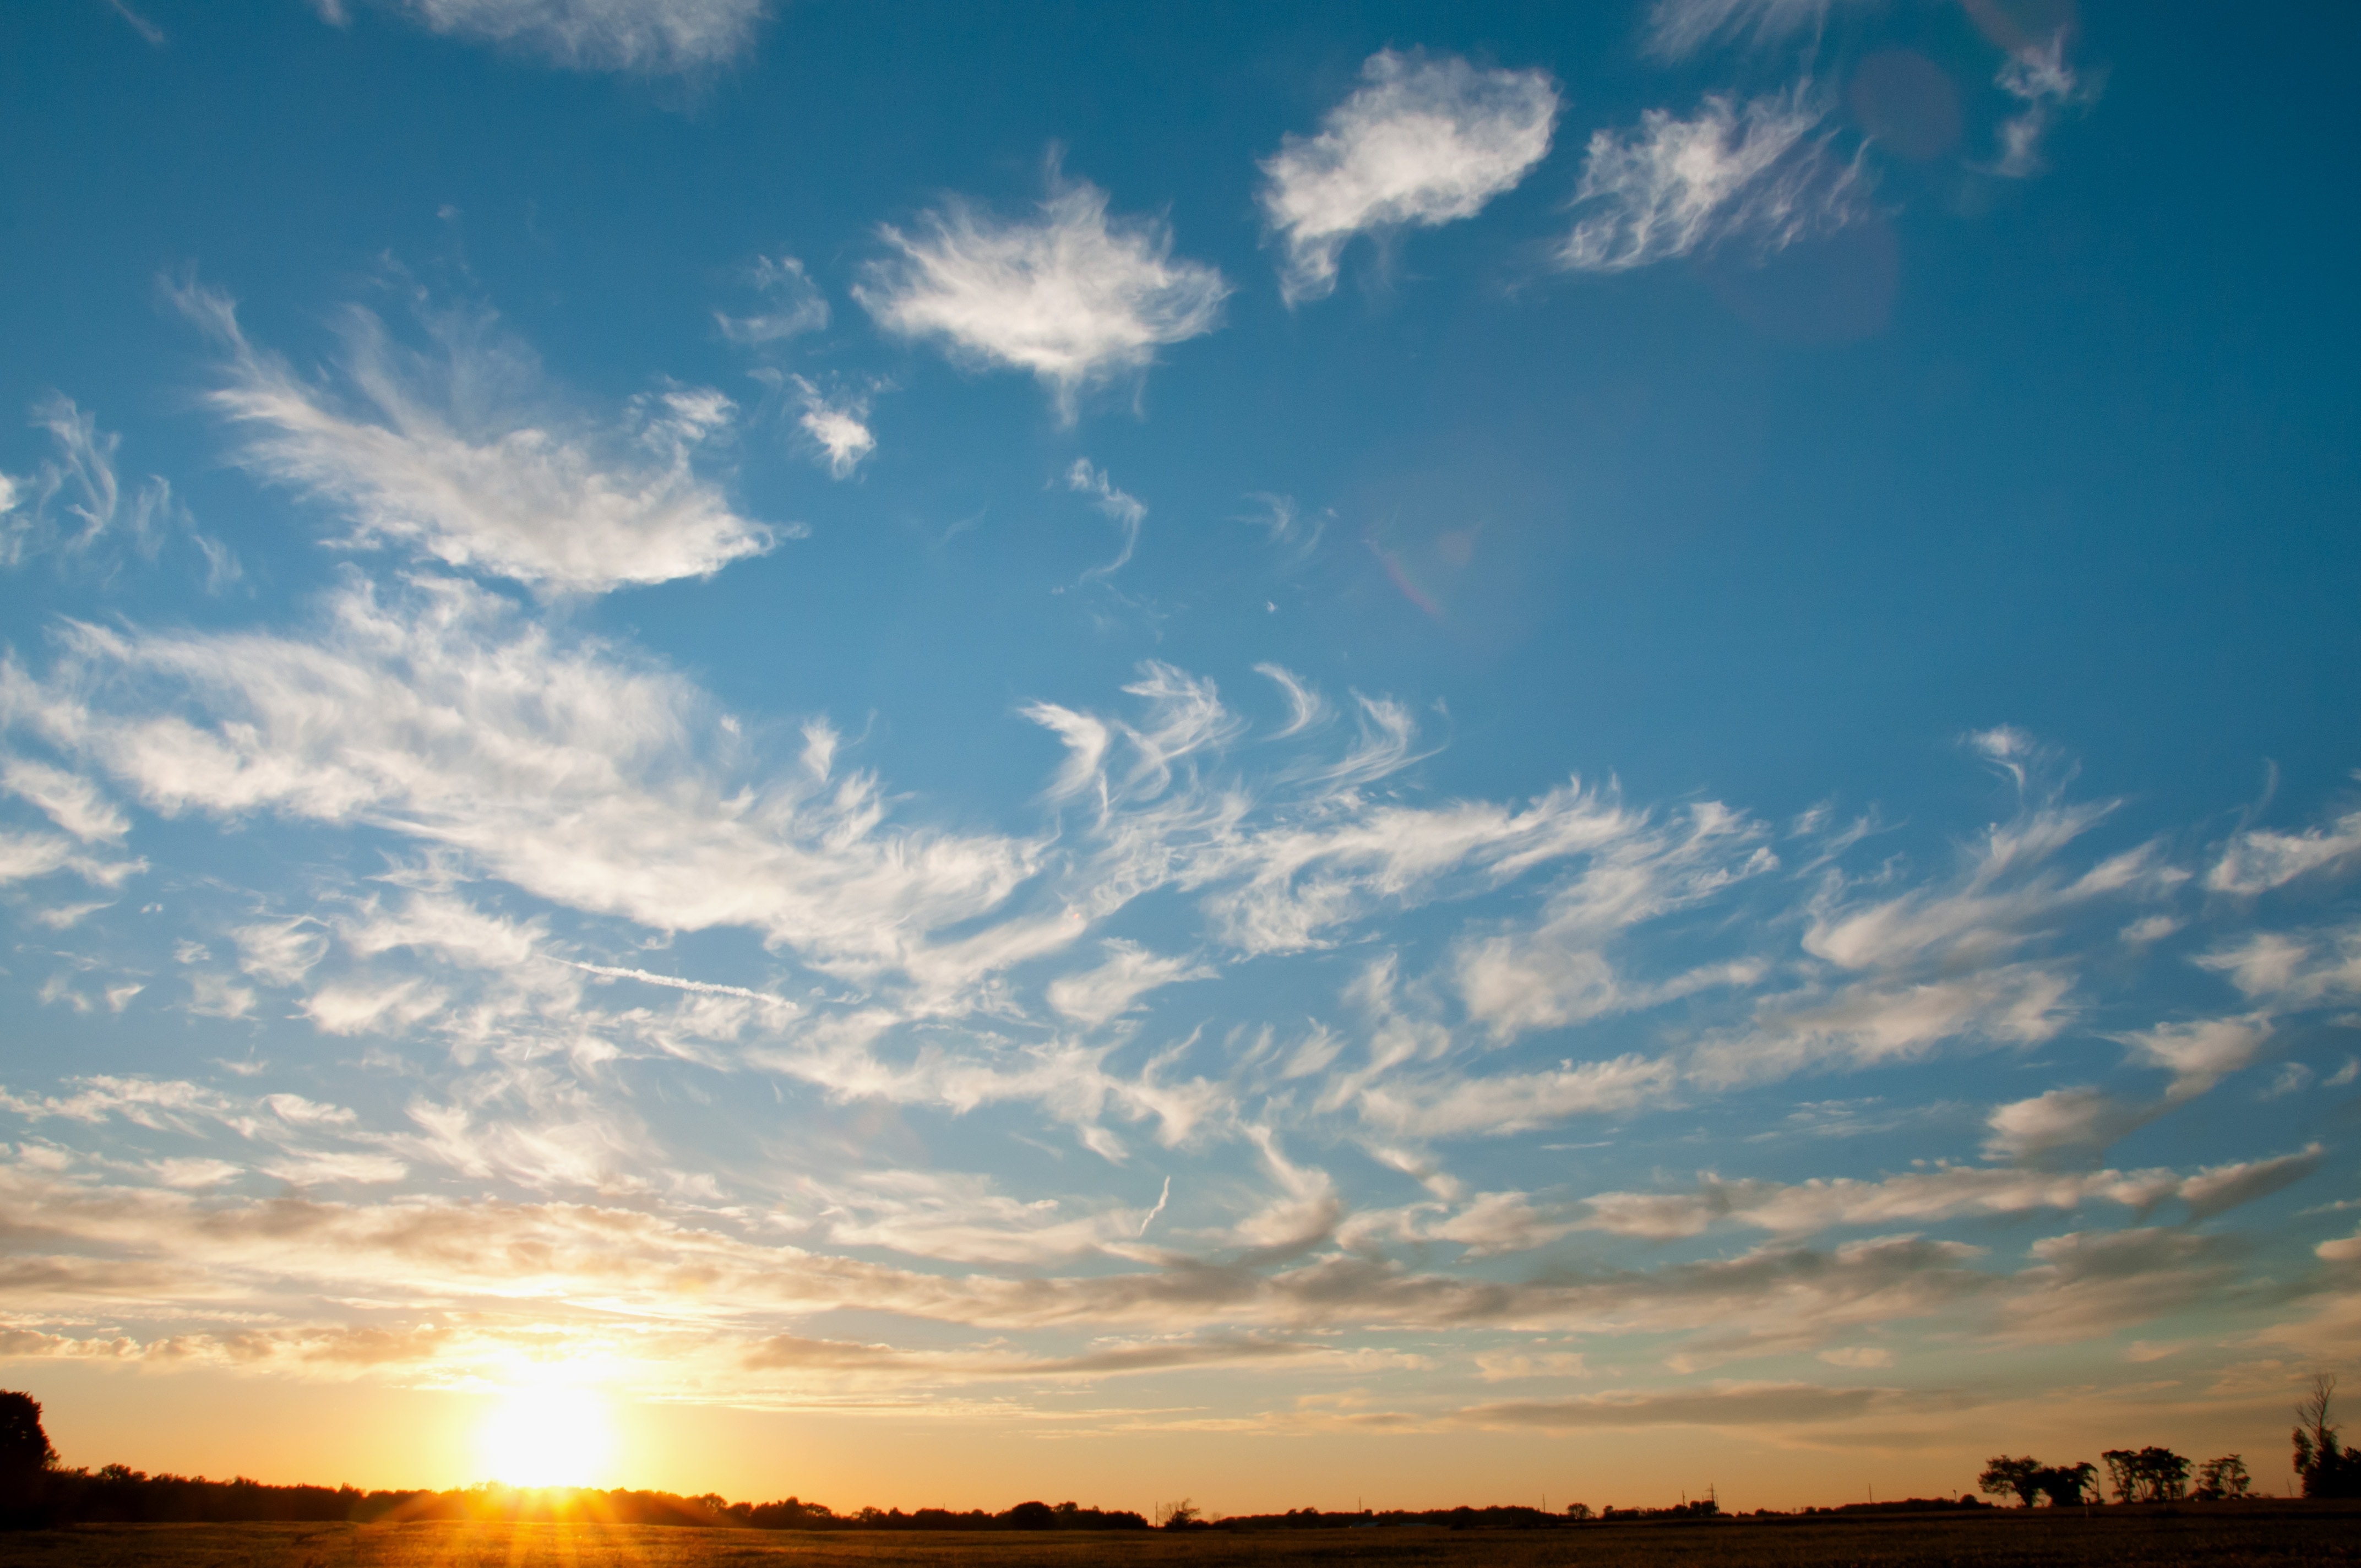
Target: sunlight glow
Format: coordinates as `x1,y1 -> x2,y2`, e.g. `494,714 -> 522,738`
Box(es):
476,1381 -> 614,1488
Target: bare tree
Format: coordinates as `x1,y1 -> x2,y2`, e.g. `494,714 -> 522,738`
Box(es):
2293,1373 -> 2361,1499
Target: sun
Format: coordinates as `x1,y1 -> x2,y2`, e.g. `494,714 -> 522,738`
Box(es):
476,1380 -> 614,1488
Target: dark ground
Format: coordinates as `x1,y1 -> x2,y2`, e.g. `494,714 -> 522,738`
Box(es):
8,1504 -> 2361,1567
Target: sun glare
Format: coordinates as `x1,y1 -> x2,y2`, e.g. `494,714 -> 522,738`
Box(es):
477,1381 -> 614,1488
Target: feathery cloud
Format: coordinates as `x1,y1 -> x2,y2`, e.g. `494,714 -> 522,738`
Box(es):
1559,86 -> 1868,274
173,281 -> 776,595
1259,50 -> 1558,303
327,0 -> 768,74
791,378 -> 877,478
856,170 -> 1229,417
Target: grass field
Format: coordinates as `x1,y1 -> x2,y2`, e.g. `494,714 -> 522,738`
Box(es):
9,1507 -> 2361,1568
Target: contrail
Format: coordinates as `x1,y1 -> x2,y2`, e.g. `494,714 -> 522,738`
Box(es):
558,959 -> 797,1008
1138,1175 -> 1172,1236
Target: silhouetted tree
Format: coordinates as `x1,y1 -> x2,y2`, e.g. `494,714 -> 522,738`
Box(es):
2101,1447 -> 2189,1503
2192,1455 -> 2249,1500
0,1391 -> 57,1525
2033,1463 -> 2097,1506
2293,1374 -> 2361,1498
1978,1456 -> 2044,1507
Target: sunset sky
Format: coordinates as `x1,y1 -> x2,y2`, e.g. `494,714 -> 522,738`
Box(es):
4,0 -> 2360,1516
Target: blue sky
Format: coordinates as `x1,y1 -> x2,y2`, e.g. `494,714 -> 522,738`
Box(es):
3,0 -> 2360,1511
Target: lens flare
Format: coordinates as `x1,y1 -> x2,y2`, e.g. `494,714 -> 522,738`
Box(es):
476,1380 -> 613,1487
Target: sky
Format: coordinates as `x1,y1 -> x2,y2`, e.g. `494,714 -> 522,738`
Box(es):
3,0 -> 2360,1516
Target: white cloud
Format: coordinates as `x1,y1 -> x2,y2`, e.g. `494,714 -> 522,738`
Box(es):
1455,800 -> 1770,1040
3,758 -> 129,842
856,170 -> 1230,417
344,0 -> 768,74
2119,1015 -> 2272,1101
172,281 -> 776,595
809,1168 -> 1156,1265
1046,940 -> 1214,1027
1258,50 -> 1558,303
1984,1086 -> 2146,1162
2207,808 -> 2361,895
788,377 -> 877,479
6,575 -> 1041,986
1558,85 -> 1868,274
1643,0 -> 1865,59
343,892 -> 543,971
715,254 -> 830,345
0,825 -> 142,891
1579,1151 -> 2319,1239
2,395 -> 228,581
1065,458 -> 1145,580
1990,35 -> 2095,179
232,918 -> 329,988
186,973 -> 258,1019
1354,1054 -> 1676,1140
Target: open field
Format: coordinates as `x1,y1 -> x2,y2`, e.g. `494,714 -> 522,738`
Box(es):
10,1509 -> 2361,1568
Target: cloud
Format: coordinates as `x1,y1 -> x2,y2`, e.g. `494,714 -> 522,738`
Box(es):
1454,799 -> 1770,1041
2177,1146 -> 2321,1221
791,378 -> 877,478
2207,808 -> 2361,895
1,395 -> 230,582
2,758 -> 129,842
856,169 -> 1230,417
1579,1150 -> 2320,1239
1066,459 -> 1145,580
2118,1014 -> 2272,1101
807,1168 -> 1159,1265
1353,1054 -> 1676,1140
1046,940 -> 1215,1027
1258,50 -> 1558,303
715,255 -> 830,345
1990,35 -> 2096,179
1461,1380 -> 1930,1429
1558,85 -> 1868,274
232,918 -> 330,988
172,281 -> 776,594
6,574 -> 1041,983
336,0 -> 768,74
103,0 -> 167,47
1999,1227 -> 2237,1344
2197,924 -> 2361,1011
1984,1086 -> 2147,1162
1694,788 -> 2179,1086
1643,0 -> 1864,59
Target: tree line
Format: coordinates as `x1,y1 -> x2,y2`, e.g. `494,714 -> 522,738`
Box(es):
1978,1374 -> 2361,1507
8,1375 -> 2360,1531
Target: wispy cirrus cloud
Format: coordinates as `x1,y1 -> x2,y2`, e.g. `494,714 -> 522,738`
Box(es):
2207,805 -> 2361,896
314,0 -> 768,74
1,395 -> 236,589
1558,85 -> 1868,274
1642,0 -> 1867,60
1989,34 -> 2097,179
855,169 -> 1230,418
1579,1147 -> 2321,1240
3,573 -> 1039,982
715,254 -> 831,346
1258,50 -> 1559,303
173,280 -> 778,595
